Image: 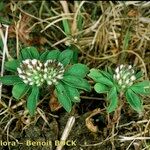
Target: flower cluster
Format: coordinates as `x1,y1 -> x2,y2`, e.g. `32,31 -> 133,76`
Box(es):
43,60 -> 64,85
17,59 -> 64,87
113,64 -> 136,89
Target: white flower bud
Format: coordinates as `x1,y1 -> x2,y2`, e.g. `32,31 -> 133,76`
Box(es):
116,74 -> 120,80
35,80 -> 40,85
52,73 -> 57,77
52,79 -> 57,83
118,79 -> 122,85
29,82 -> 34,85
59,70 -> 65,73
122,72 -> 130,80
17,68 -> 22,74
48,75 -> 52,79
23,59 -> 30,64
36,66 -> 41,71
28,78 -> 32,82
115,67 -> 120,73
130,75 -> 136,81
122,85 -> 126,89
32,59 -> 37,65
28,64 -> 33,69
34,76 -> 39,80
39,63 -> 42,67
44,68 -> 48,72
57,74 -> 63,79
125,79 -> 130,84
26,72 -> 32,76
128,82 -> 133,86
44,63 -> 48,67
128,65 -> 132,69
43,74 -> 47,79
33,70 -> 37,74
47,81 -> 52,85
41,78 -> 44,82
19,75 -> 26,80
120,64 -> 124,70
113,74 -> 116,79
23,80 -> 29,84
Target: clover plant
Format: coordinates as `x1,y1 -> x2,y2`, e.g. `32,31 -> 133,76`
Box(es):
0,47 -> 91,116
88,65 -> 150,113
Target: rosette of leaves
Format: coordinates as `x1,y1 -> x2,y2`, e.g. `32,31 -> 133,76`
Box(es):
88,65 -> 150,113
41,48 -> 91,113
0,47 -> 91,116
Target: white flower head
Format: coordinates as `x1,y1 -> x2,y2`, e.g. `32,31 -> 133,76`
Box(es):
43,60 -> 65,85
113,64 -> 136,89
17,59 -> 44,86
17,59 -> 65,87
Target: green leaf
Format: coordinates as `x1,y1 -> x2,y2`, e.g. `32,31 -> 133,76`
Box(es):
5,59 -> 20,72
126,89 -> 143,112
58,49 -> 73,66
27,86 -> 39,116
62,75 -> 91,91
77,13 -> 84,31
88,69 -> 113,86
65,63 -> 89,78
135,71 -> 143,80
107,87 -> 118,113
0,1 -> 4,11
20,47 -> 40,60
62,19 -> 71,35
55,82 -> 72,112
12,83 -> 29,100
71,45 -> 79,64
46,49 -> 60,60
0,16 -> 11,25
123,29 -> 131,50
94,83 -> 109,93
63,84 -> 80,102
130,81 -> 150,95
0,38 -> 3,49
40,50 -> 49,61
107,67 -> 113,76
0,75 -> 22,85
100,70 -> 113,81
